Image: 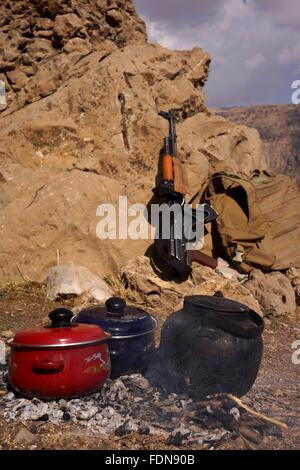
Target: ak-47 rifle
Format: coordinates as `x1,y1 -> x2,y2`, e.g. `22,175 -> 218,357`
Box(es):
152,109 -> 218,279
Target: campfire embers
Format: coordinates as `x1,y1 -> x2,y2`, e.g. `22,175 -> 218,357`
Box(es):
0,368 -> 282,448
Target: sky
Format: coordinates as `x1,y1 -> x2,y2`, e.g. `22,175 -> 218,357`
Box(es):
134,0 -> 300,108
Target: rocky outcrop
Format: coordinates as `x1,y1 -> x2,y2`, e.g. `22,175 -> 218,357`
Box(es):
218,104 -> 300,186
245,270 -> 296,317
0,38 -> 267,283
0,1 -> 268,284
286,267 -> 300,304
0,0 -> 146,111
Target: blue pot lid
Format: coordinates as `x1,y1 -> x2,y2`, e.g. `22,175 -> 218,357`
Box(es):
75,297 -> 157,338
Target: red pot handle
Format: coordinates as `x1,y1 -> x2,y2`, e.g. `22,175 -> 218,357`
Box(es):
32,358 -> 64,373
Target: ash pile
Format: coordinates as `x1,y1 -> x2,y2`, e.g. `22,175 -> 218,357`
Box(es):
0,368 -> 282,448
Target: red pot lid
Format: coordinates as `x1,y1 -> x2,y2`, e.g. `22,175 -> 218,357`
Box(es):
10,308 -> 109,349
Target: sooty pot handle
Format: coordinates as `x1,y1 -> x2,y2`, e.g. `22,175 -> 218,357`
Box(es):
49,308 -> 74,327
105,297 -> 126,317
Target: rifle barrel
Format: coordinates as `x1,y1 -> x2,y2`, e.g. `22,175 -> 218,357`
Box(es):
159,109 -> 178,156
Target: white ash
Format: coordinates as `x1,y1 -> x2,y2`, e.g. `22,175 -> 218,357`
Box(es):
0,341 -> 6,365
229,407 -> 240,421
0,372 -> 231,446
0,364 -> 6,390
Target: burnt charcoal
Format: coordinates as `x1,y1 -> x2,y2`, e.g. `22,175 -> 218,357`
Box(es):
167,430 -> 190,446
221,399 -> 237,411
239,425 -> 263,445
115,422 -> 128,437
63,411 -> 71,422
202,416 -> 224,430
32,398 -> 41,406
231,430 -> 240,439
138,424 -> 150,435
114,418 -> 138,436
37,413 -> 49,422
208,408 -> 238,432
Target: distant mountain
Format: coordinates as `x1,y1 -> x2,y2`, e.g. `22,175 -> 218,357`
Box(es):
217,104 -> 300,185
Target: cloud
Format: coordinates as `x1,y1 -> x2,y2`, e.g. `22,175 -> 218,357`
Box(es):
134,0 -> 224,29
252,0 -> 300,31
245,53 -> 265,69
277,38 -> 300,69
134,0 -> 298,107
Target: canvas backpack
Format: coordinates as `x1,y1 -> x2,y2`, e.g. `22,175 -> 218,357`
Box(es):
200,171 -> 300,273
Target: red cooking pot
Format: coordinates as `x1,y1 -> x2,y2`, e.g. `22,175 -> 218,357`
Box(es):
7,308 -> 111,400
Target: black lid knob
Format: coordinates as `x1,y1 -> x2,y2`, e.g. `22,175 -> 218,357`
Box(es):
105,297 -> 126,317
214,291 -> 224,298
49,308 -> 73,327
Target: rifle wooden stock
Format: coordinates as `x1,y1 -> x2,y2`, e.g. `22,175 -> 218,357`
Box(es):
173,158 -> 186,195
162,154 -> 174,181
191,250 -> 218,269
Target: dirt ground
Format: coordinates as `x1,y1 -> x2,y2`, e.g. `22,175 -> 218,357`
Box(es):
0,283 -> 299,451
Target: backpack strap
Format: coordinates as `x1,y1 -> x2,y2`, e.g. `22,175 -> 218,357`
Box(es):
232,244 -> 245,263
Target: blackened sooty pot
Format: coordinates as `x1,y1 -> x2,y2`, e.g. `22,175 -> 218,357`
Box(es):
7,308 -> 111,400
73,297 -> 157,378
156,292 -> 264,399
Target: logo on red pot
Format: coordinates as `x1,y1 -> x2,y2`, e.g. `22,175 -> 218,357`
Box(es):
84,352 -> 110,374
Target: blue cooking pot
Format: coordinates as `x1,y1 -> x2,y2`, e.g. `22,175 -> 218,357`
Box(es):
73,297 -> 157,378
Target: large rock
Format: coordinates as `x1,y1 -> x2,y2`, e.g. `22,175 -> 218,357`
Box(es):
0,170 -> 149,283
285,267 -> 300,304
26,38 -> 56,61
218,104 -> 300,187
178,112 -> 265,200
6,69 -> 28,92
245,269 -> 296,317
0,0 -> 147,112
46,264 -> 113,301
53,14 -> 84,42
